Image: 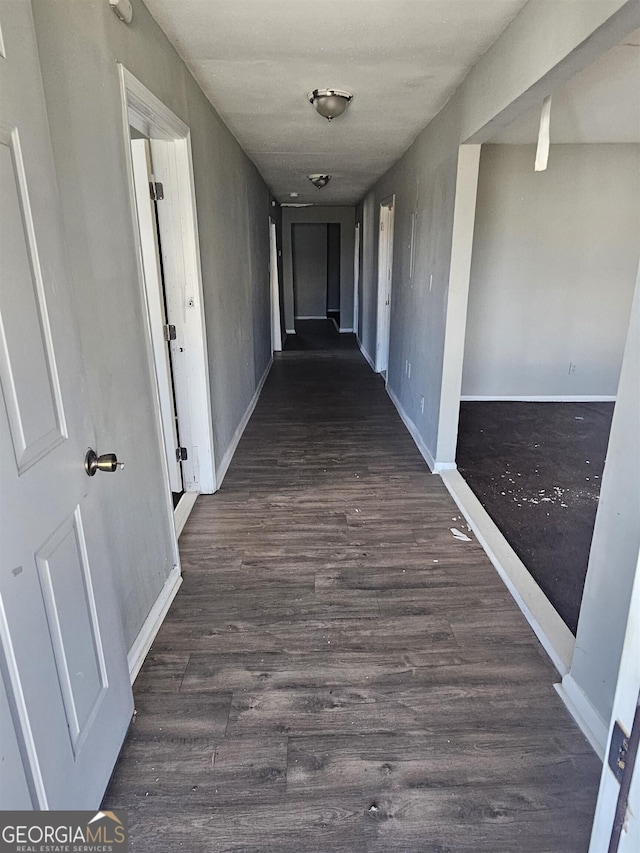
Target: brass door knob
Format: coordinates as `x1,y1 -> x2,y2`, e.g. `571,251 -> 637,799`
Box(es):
84,448 -> 125,476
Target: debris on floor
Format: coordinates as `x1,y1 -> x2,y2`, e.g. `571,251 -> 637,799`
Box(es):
450,527 -> 472,542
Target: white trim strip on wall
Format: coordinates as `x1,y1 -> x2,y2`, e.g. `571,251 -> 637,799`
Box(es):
215,357 -> 273,489
440,468 -> 575,677
357,337 -> 376,372
386,386 -> 436,472
127,566 -> 182,684
460,395 -> 617,402
174,491 -> 198,538
555,674 -> 608,759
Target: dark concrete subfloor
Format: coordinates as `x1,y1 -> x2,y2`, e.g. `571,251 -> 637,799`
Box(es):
284,319 -> 356,351
456,401 -> 614,634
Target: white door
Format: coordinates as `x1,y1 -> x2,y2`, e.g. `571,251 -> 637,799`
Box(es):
0,1 -> 132,809
269,219 -> 282,352
130,138 -> 183,493
376,201 -> 395,374
353,222 -> 360,336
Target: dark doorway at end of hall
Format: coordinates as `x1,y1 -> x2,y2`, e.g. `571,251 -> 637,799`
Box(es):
290,222 -> 341,331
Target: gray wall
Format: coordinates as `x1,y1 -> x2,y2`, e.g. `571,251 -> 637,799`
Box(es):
282,206 -> 355,332
357,0 -> 640,731
571,268 -> 640,723
462,144 -> 640,398
32,0 -> 272,650
292,224 -> 327,318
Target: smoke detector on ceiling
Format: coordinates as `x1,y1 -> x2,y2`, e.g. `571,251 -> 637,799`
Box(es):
307,174 -> 332,189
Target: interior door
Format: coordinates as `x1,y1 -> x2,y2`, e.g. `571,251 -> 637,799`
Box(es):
0,1 -> 133,808
376,202 -> 395,373
130,137 -> 183,494
269,219 -> 283,352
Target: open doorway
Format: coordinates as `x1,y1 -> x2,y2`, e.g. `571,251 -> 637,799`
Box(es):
451,31 -> 639,639
286,221 -> 355,351
290,223 -> 341,327
120,66 -> 216,539
130,135 -> 185,510
375,197 -> 395,376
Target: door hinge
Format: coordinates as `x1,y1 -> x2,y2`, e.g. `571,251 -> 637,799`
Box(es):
149,181 -> 164,201
163,324 -> 177,341
176,446 -> 188,462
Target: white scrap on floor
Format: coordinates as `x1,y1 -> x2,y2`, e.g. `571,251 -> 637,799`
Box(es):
450,527 -> 472,542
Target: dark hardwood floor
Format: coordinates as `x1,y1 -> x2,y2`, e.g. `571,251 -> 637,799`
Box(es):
103,340 -> 600,852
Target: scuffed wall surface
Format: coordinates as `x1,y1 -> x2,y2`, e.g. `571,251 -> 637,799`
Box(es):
356,0 -> 638,731
463,144 -> 640,398
32,0 -> 272,649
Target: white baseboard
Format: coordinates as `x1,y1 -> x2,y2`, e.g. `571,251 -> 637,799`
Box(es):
215,356 -> 273,489
386,385 -> 436,472
440,468 -> 575,678
339,327 -> 354,333
174,491 -> 198,538
286,328 -> 296,335
295,315 -> 326,320
460,395 -> 617,402
127,565 -> 182,683
433,460 -> 457,472
357,337 -> 376,372
329,317 -> 340,333
556,675 -> 608,759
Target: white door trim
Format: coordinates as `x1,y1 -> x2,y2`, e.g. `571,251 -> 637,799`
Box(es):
375,196 -> 395,375
118,65 -> 215,497
130,139 -> 183,494
588,549 -> 640,850
435,144 -> 481,468
269,218 -> 282,352
353,222 -> 360,336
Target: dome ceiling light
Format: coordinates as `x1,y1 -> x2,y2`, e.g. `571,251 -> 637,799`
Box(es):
308,174 -> 332,189
307,89 -> 353,122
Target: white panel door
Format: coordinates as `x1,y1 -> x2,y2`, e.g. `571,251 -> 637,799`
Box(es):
130,138 -> 183,493
376,202 -> 395,374
269,219 -> 282,352
0,0 -> 133,808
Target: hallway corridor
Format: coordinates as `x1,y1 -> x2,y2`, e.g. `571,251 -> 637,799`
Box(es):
103,344 -> 600,852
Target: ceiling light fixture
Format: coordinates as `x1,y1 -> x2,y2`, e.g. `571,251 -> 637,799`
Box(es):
308,174 -> 332,189
109,0 -> 133,24
307,89 -> 353,122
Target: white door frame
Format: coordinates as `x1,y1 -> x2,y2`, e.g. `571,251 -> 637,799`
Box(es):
375,196 -> 395,375
269,218 -> 282,352
130,138 -> 183,494
589,548 -> 640,852
353,222 -> 360,337
434,145 -> 481,470
118,66 -> 215,500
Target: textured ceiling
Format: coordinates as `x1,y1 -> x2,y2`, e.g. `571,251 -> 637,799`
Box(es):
490,29 -> 640,144
143,0 -> 529,204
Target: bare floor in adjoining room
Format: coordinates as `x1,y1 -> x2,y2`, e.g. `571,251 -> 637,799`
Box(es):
456,401 -> 614,634
103,340 -> 600,852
